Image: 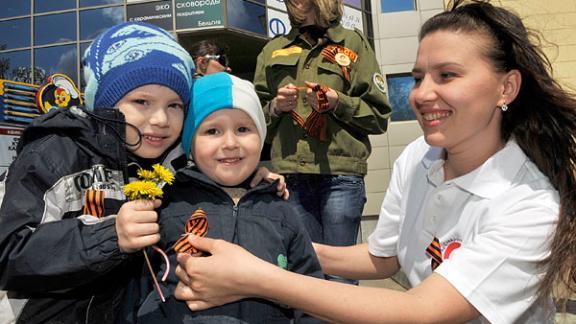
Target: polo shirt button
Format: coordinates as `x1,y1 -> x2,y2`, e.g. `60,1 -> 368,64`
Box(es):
299,161 -> 306,166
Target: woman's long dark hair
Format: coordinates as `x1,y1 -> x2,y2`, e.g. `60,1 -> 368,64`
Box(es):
420,0 -> 576,305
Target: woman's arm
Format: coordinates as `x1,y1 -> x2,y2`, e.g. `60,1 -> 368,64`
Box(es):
313,242 -> 399,280
174,237 -> 480,323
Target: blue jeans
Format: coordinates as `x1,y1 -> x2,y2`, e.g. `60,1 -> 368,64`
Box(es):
286,174 -> 366,285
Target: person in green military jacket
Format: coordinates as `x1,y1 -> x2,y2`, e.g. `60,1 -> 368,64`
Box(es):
253,0 -> 391,285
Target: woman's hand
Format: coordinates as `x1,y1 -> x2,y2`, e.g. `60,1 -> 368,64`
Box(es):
272,83 -> 299,115
304,81 -> 339,112
174,236 -> 274,310
251,166 -> 289,200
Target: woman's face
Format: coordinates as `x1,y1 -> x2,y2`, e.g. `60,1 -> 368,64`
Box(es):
409,30 -> 511,154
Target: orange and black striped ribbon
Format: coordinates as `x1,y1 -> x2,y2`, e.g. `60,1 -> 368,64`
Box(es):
290,84 -> 331,142
426,236 -> 443,270
83,189 -> 105,218
172,208 -> 208,254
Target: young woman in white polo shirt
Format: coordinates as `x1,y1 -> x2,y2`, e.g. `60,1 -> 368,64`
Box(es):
171,1 -> 576,322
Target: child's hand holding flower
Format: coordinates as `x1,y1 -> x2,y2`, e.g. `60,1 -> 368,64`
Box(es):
117,164 -> 174,252
117,163 -> 175,302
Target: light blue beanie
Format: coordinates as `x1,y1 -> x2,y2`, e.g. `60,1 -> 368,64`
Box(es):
181,72 -> 266,158
82,22 -> 195,110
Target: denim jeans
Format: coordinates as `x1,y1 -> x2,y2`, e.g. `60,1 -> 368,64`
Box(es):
285,174 -> 366,285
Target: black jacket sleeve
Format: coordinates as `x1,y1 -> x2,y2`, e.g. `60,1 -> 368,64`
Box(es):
0,139 -> 128,293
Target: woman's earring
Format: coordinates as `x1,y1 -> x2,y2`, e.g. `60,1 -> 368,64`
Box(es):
500,104 -> 508,112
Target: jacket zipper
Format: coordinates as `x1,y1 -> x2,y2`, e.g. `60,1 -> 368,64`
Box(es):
85,295 -> 95,324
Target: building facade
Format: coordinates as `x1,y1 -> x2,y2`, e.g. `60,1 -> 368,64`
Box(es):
0,0 -> 370,85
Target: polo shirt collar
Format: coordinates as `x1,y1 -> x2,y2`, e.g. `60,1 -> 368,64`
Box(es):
422,139 -> 528,199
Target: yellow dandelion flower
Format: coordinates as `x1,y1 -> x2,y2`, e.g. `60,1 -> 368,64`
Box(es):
124,181 -> 163,200
137,169 -> 156,181
152,163 -> 175,185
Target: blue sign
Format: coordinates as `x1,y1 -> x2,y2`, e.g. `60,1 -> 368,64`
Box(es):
269,18 -> 286,36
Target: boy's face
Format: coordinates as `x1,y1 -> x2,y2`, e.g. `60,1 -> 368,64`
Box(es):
116,84 -> 184,159
193,109 -> 261,186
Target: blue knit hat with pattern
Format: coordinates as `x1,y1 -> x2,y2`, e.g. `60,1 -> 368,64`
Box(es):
82,22 -> 195,110
182,72 -> 266,158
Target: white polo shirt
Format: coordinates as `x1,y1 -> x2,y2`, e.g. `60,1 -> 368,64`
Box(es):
368,136 -> 558,324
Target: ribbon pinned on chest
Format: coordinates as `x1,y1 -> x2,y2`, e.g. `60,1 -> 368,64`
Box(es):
321,45 -> 358,82
172,208 -> 209,254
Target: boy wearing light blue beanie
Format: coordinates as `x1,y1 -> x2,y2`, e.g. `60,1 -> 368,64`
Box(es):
135,72 -> 324,323
0,22 -> 194,324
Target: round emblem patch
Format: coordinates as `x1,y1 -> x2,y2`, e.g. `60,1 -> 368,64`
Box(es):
372,73 -> 386,93
335,53 -> 351,67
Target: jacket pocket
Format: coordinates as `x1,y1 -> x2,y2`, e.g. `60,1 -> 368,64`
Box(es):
267,54 -> 300,89
317,60 -> 346,90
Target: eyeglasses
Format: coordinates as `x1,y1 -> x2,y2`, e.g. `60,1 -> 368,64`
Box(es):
203,54 -> 228,67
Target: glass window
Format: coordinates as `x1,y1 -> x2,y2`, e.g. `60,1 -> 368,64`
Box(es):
227,0 -> 266,36
365,13 -> 373,39
34,0 -> 76,13
381,0 -> 416,13
0,0 -> 31,19
387,74 -> 416,121
80,7 -> 125,40
35,12 -> 76,46
365,0 -> 371,12
80,0 -> 123,7
344,0 -> 362,9
0,50 -> 31,82
0,18 -> 31,50
34,45 -> 78,85
79,42 -> 91,90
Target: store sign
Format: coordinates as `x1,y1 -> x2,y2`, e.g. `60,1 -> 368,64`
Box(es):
267,9 -> 291,37
0,126 -> 23,174
267,0 -> 286,12
342,6 -> 363,32
175,0 -> 224,30
127,1 -> 173,30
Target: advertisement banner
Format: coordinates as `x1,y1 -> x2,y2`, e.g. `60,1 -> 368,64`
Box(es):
267,9 -> 291,37
127,1 -> 173,31
267,0 -> 286,12
0,125 -> 23,174
175,0 -> 224,30
342,5 -> 364,32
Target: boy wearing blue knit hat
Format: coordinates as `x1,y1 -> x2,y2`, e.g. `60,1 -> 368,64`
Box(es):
134,72 -> 323,323
0,22 -> 194,323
